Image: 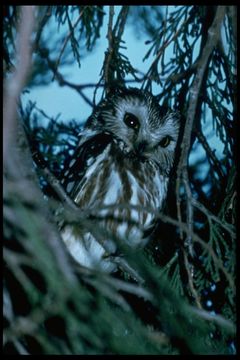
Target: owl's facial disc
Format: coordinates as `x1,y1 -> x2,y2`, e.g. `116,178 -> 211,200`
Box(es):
94,91 -> 180,164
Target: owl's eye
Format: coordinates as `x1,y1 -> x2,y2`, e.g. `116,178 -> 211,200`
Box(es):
124,112 -> 140,130
159,135 -> 171,148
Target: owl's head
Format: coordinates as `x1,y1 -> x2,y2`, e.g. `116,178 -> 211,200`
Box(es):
86,87 -> 181,175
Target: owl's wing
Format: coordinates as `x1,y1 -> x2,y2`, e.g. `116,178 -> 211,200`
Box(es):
61,131 -> 112,195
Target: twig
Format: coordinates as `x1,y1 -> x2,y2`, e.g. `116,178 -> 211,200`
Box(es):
183,249 -> 202,308
183,176 -> 194,257
51,65 -> 94,107
56,74 -> 94,107
79,267 -> 149,311
111,256 -> 145,284
37,165 -> 81,212
113,6 -> 129,40
13,340 -> 30,355
38,47 -> 94,107
103,275 -> 152,301
190,306 -> 235,334
182,173 -> 202,307
191,197 -> 235,238
195,128 -> 225,180
227,6 -> 237,69
54,7 -> 85,77
176,180 -> 184,240
84,276 -> 131,311
101,5 -> 129,94
143,9 -> 193,89
103,6 -> 115,91
34,6 -> 52,48
165,62 -> 198,86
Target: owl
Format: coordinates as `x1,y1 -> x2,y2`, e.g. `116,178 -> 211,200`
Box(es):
60,87 -> 180,272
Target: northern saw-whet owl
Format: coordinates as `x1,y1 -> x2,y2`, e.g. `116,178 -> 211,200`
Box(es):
60,87 -> 180,272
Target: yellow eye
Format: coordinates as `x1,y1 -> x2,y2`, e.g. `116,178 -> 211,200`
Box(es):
124,112 -> 140,130
159,135 -> 171,148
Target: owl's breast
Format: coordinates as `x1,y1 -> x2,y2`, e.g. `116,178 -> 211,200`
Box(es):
71,145 -> 168,247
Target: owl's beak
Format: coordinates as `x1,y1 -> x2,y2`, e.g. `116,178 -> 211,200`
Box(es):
134,141 -> 151,159
136,141 -> 148,152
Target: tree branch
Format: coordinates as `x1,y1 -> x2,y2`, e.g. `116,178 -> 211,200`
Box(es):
104,5 -> 115,89
175,6 -> 227,304
3,6 -> 77,286
3,6 -> 36,176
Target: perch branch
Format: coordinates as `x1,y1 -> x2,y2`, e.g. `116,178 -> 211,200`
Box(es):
37,165 -> 81,212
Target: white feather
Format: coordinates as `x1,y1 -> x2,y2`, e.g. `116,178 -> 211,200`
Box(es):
61,226 -> 116,272
103,169 -> 122,206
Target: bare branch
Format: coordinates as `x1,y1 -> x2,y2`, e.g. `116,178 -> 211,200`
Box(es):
179,6 -> 226,171
100,5 -> 115,92
37,165 -> 81,212
113,6 -> 129,40
175,6 -> 227,302
102,5 -> 129,94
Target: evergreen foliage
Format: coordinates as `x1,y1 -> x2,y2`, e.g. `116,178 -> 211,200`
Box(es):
3,5 -> 236,355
